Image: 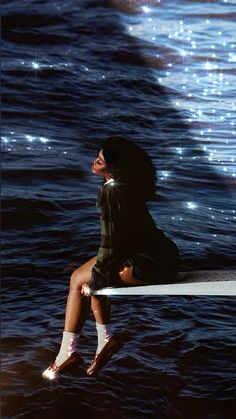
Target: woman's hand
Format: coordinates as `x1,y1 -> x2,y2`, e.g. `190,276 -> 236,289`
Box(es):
119,265 -> 145,285
81,284 -> 92,297
119,266 -> 133,283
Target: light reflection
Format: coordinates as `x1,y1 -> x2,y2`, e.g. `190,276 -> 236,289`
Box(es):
176,147 -> 183,155
17,59 -> 73,71
42,367 -> 57,380
104,178 -> 115,186
186,202 -> 197,210
40,137 -> 49,143
32,61 -> 40,70
160,170 -> 170,181
26,135 -> 35,142
142,6 -> 151,13
2,132 -> 53,153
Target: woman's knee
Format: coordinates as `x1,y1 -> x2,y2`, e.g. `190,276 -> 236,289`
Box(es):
69,257 -> 96,290
70,268 -> 87,290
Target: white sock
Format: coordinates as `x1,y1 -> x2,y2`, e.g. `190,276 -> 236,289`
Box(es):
55,331 -> 79,367
96,322 -> 111,355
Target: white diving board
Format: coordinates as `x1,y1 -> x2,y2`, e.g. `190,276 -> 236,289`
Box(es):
94,270 -> 236,296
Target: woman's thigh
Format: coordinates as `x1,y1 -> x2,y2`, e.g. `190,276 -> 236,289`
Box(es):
70,256 -> 97,288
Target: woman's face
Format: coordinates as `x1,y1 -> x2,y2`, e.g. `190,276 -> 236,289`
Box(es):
92,149 -> 111,180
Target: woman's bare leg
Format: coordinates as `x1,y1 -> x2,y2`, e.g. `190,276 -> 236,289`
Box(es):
66,257 -> 111,358
64,256 -> 96,333
65,256 -> 110,332
43,257 -> 112,376
91,295 -> 110,324
65,261 -> 141,334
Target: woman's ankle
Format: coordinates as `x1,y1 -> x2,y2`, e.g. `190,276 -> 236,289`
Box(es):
55,331 -> 80,366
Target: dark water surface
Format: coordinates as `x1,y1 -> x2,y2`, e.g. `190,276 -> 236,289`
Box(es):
2,0 -> 236,418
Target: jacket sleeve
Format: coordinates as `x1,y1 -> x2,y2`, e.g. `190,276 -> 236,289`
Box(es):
88,184 -> 132,291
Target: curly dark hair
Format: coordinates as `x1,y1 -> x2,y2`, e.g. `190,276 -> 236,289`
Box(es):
101,136 -> 157,201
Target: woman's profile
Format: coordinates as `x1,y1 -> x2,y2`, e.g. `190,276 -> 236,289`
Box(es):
42,136 -> 180,379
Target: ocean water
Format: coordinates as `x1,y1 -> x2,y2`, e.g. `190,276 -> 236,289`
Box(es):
2,1 -> 236,418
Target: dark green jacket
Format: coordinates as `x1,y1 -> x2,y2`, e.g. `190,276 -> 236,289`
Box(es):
89,178 -> 167,290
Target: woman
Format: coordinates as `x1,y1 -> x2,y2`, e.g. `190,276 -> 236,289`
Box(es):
42,136 -> 179,379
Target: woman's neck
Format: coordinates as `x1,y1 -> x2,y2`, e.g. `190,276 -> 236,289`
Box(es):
104,173 -> 112,181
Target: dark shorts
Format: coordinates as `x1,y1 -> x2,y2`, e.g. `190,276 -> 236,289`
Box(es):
122,238 -> 180,284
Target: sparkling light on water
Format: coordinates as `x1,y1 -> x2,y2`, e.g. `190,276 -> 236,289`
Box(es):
32,61 -> 40,70
160,170 -> 170,180
125,1 -> 236,181
186,202 -> 197,210
1,132 -> 58,153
